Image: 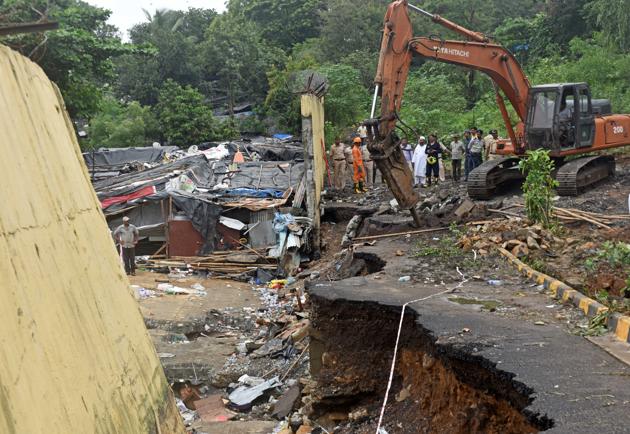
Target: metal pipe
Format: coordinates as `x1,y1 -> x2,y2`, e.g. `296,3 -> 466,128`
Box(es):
370,85 -> 380,119
407,3 -> 433,19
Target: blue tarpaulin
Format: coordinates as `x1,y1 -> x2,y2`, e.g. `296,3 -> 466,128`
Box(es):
272,133 -> 293,141
225,188 -> 284,199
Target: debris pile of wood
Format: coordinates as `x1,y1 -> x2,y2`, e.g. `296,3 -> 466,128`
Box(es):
143,251 -> 277,275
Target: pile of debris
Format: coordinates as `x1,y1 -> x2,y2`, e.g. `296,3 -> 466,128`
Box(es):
163,278 -> 315,433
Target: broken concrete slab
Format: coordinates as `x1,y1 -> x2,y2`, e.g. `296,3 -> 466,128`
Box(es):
272,384 -> 301,419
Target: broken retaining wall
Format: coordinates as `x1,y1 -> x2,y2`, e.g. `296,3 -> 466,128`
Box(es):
0,45 -> 185,433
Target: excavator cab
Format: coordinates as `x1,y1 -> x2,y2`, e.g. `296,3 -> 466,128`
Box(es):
525,83 -> 596,154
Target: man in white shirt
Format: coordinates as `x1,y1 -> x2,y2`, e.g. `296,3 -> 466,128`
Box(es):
114,216 -> 139,276
357,123 -> 368,145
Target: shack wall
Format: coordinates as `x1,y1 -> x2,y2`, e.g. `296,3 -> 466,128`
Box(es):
0,45 -> 185,434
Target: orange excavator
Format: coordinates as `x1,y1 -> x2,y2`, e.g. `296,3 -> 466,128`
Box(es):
367,0 -> 630,216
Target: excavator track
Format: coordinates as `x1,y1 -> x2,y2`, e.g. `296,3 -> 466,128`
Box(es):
556,155 -> 615,196
467,157 -> 524,200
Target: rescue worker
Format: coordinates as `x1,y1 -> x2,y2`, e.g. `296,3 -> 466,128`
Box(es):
484,129 -> 500,161
361,140 -> 374,188
329,138 -> 346,191
352,137 -> 367,193
425,134 -> 442,186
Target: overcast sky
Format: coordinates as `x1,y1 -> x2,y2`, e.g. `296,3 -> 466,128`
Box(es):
85,0 -> 227,38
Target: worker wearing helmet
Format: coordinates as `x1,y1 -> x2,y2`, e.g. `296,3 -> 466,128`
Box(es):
352,137 -> 367,193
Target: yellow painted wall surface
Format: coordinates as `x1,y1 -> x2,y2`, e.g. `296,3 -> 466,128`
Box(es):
300,94 -> 326,204
0,46 -> 185,433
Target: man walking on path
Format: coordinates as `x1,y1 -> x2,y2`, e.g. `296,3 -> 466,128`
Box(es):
352,137 -> 367,193
425,134 -> 442,187
329,138 -> 347,191
114,216 -> 139,276
412,136 -> 427,187
450,134 -> 465,182
361,140 -> 374,188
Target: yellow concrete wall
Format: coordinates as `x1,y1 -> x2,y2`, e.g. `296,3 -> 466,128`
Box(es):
0,46 -> 185,433
301,94 -> 326,204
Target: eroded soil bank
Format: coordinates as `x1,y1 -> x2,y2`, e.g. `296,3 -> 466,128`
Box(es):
308,294 -> 553,433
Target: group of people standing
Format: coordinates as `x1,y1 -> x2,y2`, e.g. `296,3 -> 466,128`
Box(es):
329,124 -> 501,193
329,125 -> 376,194
402,128 -> 500,187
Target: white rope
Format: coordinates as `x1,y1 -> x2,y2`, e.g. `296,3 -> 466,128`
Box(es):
374,269 -> 469,434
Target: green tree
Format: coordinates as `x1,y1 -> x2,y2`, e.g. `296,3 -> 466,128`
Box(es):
0,0 -> 127,117
586,0 -> 630,52
399,71 -> 468,138
155,79 -> 215,147
88,97 -> 159,149
318,64 -> 368,129
115,7 -> 216,105
318,0 -> 384,63
227,0 -> 325,51
202,14 -> 286,111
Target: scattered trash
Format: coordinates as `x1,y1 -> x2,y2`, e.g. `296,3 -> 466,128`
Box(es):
534,321 -> 546,326
487,280 -> 504,286
156,283 -> 207,297
228,376 -> 283,411
158,353 -> 176,358
175,398 -> 197,426
398,276 -> 412,283
131,285 -> 156,300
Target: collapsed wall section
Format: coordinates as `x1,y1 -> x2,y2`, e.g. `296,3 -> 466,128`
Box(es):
0,45 -> 185,433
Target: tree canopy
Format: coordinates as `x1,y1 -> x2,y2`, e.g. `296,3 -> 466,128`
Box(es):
1,0 -> 630,149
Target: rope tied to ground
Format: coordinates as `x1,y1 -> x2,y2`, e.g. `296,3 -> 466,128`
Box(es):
374,268 -> 470,434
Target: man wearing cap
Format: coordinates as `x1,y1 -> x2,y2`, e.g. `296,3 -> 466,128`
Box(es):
450,134 -> 465,182
114,217 -> 140,276
352,137 -> 368,193
412,136 -> 427,187
484,129 -> 500,161
329,138 -> 347,191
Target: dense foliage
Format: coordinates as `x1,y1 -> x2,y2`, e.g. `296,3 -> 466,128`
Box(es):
2,0 -> 630,149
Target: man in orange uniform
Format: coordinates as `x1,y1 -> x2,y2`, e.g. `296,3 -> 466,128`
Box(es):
352,137 -> 368,193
